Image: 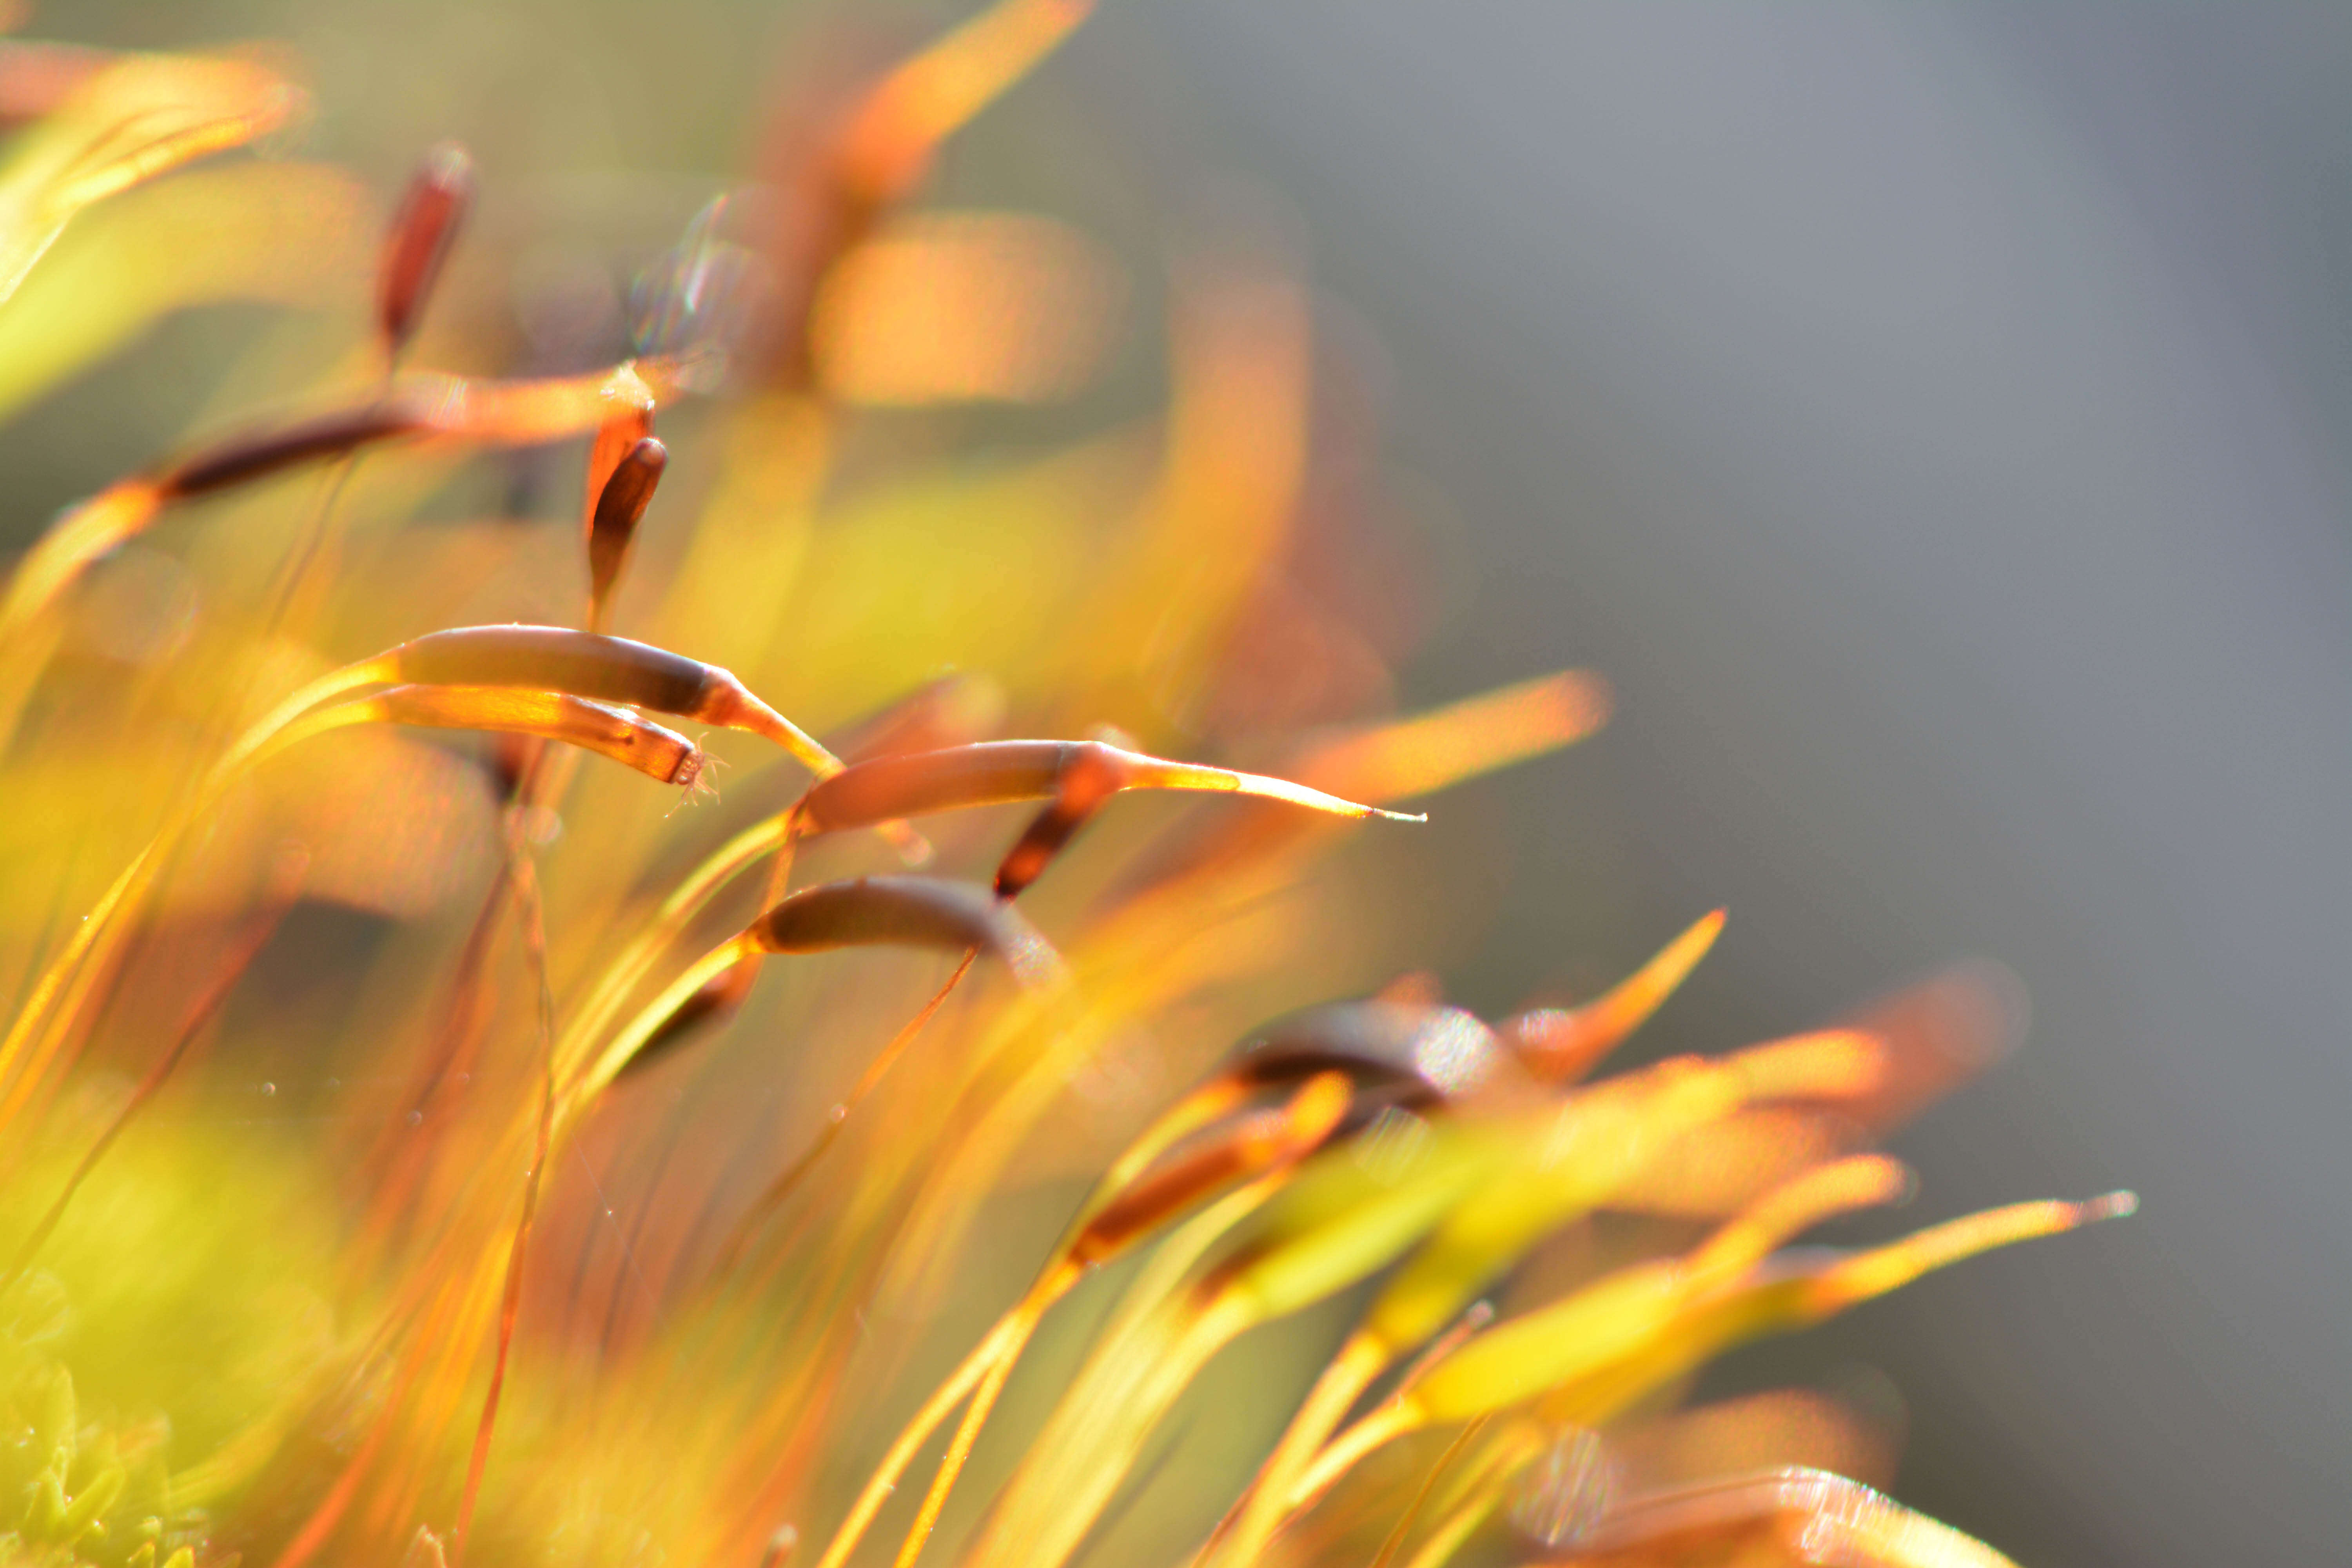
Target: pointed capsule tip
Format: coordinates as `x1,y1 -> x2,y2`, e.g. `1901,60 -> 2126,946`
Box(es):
1372,807 -> 1428,823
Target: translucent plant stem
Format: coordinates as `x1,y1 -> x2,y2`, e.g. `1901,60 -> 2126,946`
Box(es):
0,686 -> 708,1143
887,1074 -> 1350,1568
811,1081 -> 1333,1568
554,810 -> 798,1091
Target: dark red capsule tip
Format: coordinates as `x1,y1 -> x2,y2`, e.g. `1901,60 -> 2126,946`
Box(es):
378,140 -> 477,354
588,437 -> 668,607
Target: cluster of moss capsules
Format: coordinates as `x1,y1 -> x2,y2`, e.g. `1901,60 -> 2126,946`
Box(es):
0,8 -> 2128,1568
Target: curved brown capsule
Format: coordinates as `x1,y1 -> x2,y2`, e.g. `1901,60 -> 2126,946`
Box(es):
618,951 -> 760,1079
1228,1001 -> 1512,1111
1073,1071 -> 1351,1265
583,408 -> 654,533
993,742 -> 1124,899
353,686 -> 708,788
380,624 -> 710,711
586,436 -> 667,622
748,875 -> 1063,989
358,625 -> 834,775
801,740 -> 1089,833
4,361 -> 693,639
161,400 -> 430,500
377,141 -> 476,356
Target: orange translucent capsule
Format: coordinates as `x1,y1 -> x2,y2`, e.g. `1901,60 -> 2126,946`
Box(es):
403,357 -> 687,445
347,686 -> 708,788
356,624 -> 832,775
583,407 -> 656,537
598,877 -> 1063,1083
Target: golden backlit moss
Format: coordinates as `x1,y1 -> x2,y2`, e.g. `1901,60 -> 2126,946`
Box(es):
0,10 -> 2126,1568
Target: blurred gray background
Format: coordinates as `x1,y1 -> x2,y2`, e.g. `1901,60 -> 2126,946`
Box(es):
1096,4 -> 2352,1564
